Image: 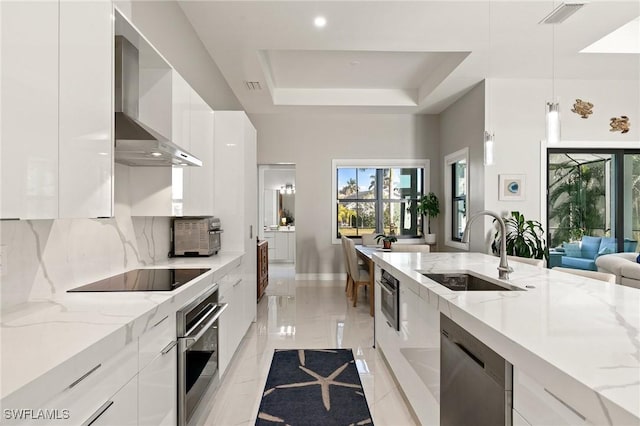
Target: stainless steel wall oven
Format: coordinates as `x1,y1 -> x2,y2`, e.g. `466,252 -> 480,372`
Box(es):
380,269 -> 400,331
177,285 -> 228,425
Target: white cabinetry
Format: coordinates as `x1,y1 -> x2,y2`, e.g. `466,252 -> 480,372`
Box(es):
264,231 -> 295,262
217,257 -> 246,376
275,232 -> 289,260
513,368 -> 591,426
90,376 -> 138,426
1,0 -> 113,220
58,0 -> 113,219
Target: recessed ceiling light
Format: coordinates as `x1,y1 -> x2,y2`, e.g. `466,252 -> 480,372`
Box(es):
350,60 -> 360,66
150,152 -> 162,157
314,16 -> 327,28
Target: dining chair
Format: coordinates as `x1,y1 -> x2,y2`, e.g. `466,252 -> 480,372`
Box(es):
341,235 -> 353,298
507,255 -> 544,268
552,267 -> 616,284
346,238 -> 371,307
390,244 -> 431,252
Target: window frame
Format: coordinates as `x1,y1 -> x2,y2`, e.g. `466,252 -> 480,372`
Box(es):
332,159 -> 430,245
444,148 -> 469,250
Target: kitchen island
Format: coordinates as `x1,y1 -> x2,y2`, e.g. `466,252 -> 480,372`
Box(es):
372,251 -> 639,426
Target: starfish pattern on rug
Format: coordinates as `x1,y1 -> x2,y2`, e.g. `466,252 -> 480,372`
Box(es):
276,362 -> 361,410
274,348 -> 338,367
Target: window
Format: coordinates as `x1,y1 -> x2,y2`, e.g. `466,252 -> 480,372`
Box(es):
444,148 -> 469,250
332,159 -> 429,243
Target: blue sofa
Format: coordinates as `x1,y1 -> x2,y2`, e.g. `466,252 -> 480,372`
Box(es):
561,237 -> 637,271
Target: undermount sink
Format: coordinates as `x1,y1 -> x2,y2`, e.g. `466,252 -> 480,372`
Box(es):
422,272 -> 523,291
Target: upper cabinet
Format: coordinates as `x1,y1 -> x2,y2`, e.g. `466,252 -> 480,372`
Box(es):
59,0 -> 114,219
0,0 -> 113,220
1,1 -> 60,220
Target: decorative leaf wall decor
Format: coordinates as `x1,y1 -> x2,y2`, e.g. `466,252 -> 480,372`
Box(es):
571,99 -> 594,119
609,116 -> 630,134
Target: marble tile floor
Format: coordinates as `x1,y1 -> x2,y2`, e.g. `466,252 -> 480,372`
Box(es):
192,264 -> 417,425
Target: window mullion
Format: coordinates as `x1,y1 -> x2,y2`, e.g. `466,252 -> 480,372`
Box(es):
376,169 -> 384,233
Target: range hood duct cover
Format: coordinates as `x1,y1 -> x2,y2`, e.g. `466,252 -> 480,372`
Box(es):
114,36 -> 202,167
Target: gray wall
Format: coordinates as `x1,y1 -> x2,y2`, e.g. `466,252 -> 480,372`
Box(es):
115,0 -> 241,111
439,81 -> 487,252
251,113 -> 440,277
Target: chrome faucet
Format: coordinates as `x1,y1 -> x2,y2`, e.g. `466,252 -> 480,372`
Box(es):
462,210 -> 513,280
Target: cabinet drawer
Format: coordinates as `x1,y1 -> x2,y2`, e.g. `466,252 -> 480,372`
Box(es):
139,314 -> 176,371
513,368 -> 588,426
218,260 -> 242,296
12,343 -> 138,425
139,345 -> 177,426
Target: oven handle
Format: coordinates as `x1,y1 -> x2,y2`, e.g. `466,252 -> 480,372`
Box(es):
380,280 -> 395,295
181,303 -> 228,350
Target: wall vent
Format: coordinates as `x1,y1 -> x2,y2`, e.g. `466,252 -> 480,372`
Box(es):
539,3 -> 585,24
245,81 -> 262,90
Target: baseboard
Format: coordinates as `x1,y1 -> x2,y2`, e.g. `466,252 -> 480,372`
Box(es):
295,273 -> 346,282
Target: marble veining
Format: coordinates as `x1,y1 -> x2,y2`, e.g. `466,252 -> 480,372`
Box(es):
373,251 -> 640,425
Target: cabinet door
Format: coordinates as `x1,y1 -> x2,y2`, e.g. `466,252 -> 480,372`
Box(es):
59,0 -> 113,218
217,282 -> 236,376
139,345 -> 177,426
183,90 -> 214,216
1,1 -> 58,219
90,375 -> 138,426
274,232 -> 289,260
172,71 -> 191,149
287,233 -> 296,262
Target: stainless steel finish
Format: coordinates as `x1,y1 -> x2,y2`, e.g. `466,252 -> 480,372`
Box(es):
380,269 -> 399,331
69,364 -> 102,389
160,340 -> 177,355
182,303 -> 228,350
173,217 -> 222,256
114,36 -> 201,167
81,400 -> 113,426
176,283 -> 225,426
441,314 -> 513,426
462,210 -> 513,280
422,273 -> 523,292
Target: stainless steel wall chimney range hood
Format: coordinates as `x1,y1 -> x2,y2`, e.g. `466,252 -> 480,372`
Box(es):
114,36 -> 202,167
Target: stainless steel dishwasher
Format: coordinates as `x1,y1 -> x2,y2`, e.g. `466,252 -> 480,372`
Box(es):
440,313 -> 513,426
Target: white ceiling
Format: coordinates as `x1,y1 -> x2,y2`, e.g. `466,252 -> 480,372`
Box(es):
178,1 -> 640,114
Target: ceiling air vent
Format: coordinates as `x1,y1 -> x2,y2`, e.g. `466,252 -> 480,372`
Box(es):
245,81 -> 262,90
539,2 -> 585,24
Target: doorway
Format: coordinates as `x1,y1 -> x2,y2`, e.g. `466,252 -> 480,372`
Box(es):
258,165 -> 296,268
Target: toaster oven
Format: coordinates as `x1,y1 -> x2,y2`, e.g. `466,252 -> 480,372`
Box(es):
173,217 -> 222,256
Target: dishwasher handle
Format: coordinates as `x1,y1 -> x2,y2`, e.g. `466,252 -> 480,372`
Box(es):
454,341 -> 485,369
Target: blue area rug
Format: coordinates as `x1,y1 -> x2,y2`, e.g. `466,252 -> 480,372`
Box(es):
256,349 -> 373,425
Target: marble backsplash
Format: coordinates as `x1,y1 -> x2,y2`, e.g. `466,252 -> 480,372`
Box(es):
0,216 -> 171,310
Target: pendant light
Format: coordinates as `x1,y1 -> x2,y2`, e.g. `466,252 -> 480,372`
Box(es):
546,3 -> 561,144
484,2 -> 495,165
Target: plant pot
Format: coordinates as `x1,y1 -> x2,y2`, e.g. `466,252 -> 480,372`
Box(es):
425,234 -> 436,244
383,240 -> 392,249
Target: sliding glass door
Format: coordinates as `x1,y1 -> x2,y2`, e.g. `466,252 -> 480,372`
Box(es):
548,149 -> 640,254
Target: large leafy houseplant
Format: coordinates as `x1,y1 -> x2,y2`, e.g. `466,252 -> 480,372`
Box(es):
491,211 -> 548,260
416,192 -> 440,243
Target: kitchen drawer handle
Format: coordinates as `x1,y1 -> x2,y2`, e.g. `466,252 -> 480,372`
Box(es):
543,388 -> 586,421
69,364 -> 102,389
232,278 -> 242,288
161,340 -> 177,355
455,342 -> 485,368
151,315 -> 168,329
81,400 -> 113,426
386,321 -> 393,328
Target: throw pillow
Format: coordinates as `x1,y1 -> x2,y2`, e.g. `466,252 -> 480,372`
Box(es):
637,254 -> 640,264
598,246 -> 613,256
563,242 -> 581,258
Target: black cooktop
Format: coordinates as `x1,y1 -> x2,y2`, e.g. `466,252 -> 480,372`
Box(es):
67,268 -> 211,292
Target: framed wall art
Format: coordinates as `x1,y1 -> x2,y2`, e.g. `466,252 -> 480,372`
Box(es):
499,174 -> 525,201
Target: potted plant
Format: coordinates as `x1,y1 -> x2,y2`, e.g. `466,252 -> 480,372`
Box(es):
417,192 -> 440,244
375,233 -> 398,249
491,211 -> 548,260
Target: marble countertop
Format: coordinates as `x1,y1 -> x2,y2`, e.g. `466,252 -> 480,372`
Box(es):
372,251 -> 640,425
0,253 -> 244,405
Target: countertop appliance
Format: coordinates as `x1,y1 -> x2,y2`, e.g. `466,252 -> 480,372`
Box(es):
173,217 -> 223,257
177,285 -> 227,426
380,269 -> 400,331
440,313 -> 513,426
114,35 -> 201,167
67,268 -> 210,292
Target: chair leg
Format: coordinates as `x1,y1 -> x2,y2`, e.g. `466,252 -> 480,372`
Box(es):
352,283 -> 358,307
346,276 -> 353,299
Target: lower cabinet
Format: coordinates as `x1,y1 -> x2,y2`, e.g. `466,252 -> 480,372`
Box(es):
138,345 -> 177,426
90,376 -> 138,426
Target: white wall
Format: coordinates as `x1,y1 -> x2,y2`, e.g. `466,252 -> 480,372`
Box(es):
251,113 -> 440,277
439,82 -> 487,252
115,0 -> 241,111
